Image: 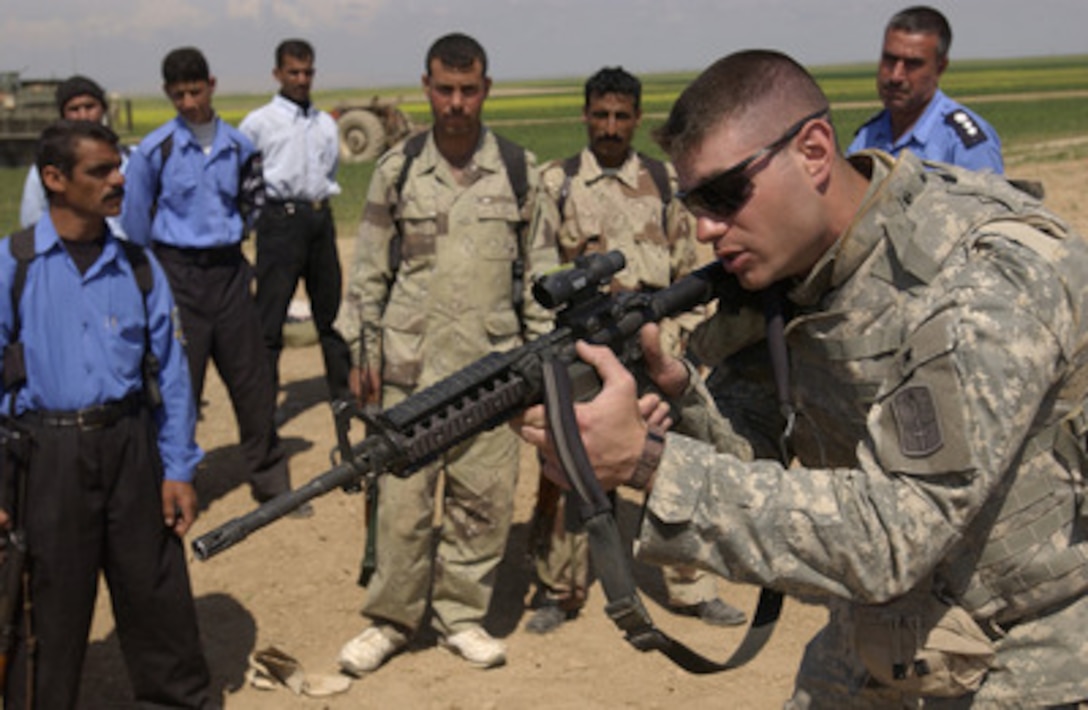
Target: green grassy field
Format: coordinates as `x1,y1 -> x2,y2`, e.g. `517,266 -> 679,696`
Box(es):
3,54 -> 1086,235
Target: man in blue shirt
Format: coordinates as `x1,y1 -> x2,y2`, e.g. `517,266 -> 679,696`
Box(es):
122,47 -> 302,512
848,5 -> 1003,173
0,120 -> 216,708
240,39 -> 351,406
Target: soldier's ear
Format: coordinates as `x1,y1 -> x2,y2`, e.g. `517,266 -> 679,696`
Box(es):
40,164 -> 67,195
797,118 -> 835,183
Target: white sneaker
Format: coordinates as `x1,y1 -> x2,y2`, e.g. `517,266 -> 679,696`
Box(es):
443,627 -> 507,669
338,626 -> 405,676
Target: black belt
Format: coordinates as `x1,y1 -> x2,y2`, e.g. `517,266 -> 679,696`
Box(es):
267,198 -> 330,214
20,393 -> 143,431
153,242 -> 242,268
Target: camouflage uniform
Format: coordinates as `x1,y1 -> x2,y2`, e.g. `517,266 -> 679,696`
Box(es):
338,129 -> 556,637
528,147 -> 716,610
640,150 -> 1088,706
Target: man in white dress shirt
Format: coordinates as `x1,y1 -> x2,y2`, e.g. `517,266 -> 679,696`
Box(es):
240,38 -> 351,406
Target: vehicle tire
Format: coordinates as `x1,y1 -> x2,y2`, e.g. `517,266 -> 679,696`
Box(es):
338,110 -> 387,163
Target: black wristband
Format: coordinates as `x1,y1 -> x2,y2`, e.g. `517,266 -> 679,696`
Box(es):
628,427 -> 666,490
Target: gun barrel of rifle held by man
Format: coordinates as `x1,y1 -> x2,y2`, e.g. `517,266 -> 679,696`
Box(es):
192,251 -> 740,561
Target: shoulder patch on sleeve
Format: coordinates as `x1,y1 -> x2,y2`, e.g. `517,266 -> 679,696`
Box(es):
891,384 -> 944,457
944,110 -> 989,148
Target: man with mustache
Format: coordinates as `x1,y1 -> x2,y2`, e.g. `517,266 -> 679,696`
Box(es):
849,5 -> 1003,173
0,120 -> 216,708
522,66 -> 746,634
336,32 -> 556,674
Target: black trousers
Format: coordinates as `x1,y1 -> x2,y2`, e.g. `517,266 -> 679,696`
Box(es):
153,244 -> 290,501
254,202 -> 351,401
4,410 -> 215,709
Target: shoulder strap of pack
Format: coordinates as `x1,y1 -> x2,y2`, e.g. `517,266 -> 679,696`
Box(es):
492,134 -> 531,315
4,228 -> 36,399
387,132 -> 430,277
9,227 -> 36,326
493,133 -> 530,209
116,240 -> 162,408
637,152 -> 672,205
394,132 -> 428,202
150,132 -> 175,220
118,240 -> 154,296
556,154 -> 582,220
637,152 -> 673,230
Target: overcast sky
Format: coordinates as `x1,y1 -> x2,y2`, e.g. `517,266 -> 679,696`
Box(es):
2,0 -> 1085,96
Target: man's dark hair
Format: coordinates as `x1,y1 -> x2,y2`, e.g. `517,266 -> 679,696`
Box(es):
584,66 -> 641,110
654,50 -> 830,163
162,46 -> 211,85
887,6 -> 952,59
54,75 -> 108,117
276,38 -> 314,68
36,120 -> 120,192
425,33 -> 488,76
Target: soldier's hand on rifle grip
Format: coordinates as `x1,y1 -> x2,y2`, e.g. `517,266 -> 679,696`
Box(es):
516,340 -> 670,492
639,323 -> 690,400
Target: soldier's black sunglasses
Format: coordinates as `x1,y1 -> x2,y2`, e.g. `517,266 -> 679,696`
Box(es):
676,108 -> 829,220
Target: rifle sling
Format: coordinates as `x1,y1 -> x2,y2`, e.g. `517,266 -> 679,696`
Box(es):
540,357 -> 783,674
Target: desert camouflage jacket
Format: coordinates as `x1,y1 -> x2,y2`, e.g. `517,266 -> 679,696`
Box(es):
641,150 -> 1088,704
530,148 -> 702,355
338,129 -> 557,389
530,147 -> 698,290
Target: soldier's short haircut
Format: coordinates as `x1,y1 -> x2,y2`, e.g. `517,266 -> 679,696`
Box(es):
654,50 -> 830,163
426,33 -> 488,77
276,38 -> 314,68
162,47 -> 211,85
887,6 -> 952,59
584,67 -> 641,111
36,120 -> 119,188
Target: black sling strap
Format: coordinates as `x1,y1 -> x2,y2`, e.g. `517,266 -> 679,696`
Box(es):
542,357 -> 783,673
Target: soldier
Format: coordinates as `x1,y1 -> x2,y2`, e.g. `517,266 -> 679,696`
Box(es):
335,33 -> 557,673
1,120 -> 216,709
121,47 -> 304,514
849,5 -> 1003,172
523,66 -> 746,634
240,39 -> 352,406
517,50 -> 1088,706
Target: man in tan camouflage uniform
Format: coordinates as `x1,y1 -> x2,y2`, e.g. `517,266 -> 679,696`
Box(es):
517,50 -> 1088,706
523,66 -> 746,634
335,33 -> 557,673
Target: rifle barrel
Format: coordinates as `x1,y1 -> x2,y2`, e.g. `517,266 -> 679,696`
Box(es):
191,257 -> 732,561
192,449 -> 374,560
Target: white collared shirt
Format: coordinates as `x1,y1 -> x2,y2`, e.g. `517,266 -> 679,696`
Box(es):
239,93 -> 341,202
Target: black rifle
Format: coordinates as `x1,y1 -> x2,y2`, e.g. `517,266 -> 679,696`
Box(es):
192,251 -> 741,560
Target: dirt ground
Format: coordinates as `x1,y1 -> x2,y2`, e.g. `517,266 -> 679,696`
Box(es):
79,155 -> 1087,709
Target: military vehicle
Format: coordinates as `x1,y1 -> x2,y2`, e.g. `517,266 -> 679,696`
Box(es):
331,97 -> 415,163
0,72 -> 133,167
0,72 -> 62,167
